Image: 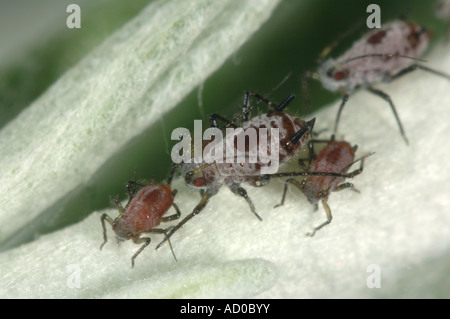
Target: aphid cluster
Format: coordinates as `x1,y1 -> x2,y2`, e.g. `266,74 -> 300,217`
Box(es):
161,92 -> 316,246
100,16 -> 449,267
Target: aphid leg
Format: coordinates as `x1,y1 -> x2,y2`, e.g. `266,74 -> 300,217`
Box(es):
298,137 -> 334,169
155,191 -> 212,250
333,93 -> 350,137
130,236 -> 151,268
141,228 -> 178,262
274,178 -> 303,208
301,71 -> 319,113
335,182 -> 360,194
110,195 -> 125,216
160,201 -> 182,222
125,181 -> 144,207
388,64 -> 450,82
161,227 -> 178,262
153,187 -> 182,256
244,91 -> 277,111
126,180 -> 146,192
307,198 -> 332,237
125,169 -> 147,206
229,184 -> 262,221
366,86 -> 408,145
339,153 -> 371,178
316,19 -> 365,64
100,214 -> 114,250
212,90 -> 274,129
124,168 -> 144,206
267,152 -> 373,180
109,196 -> 126,244
224,90 -> 295,129
244,91 -> 295,113
167,162 -> 177,186
208,113 -> 238,128
268,171 -> 351,180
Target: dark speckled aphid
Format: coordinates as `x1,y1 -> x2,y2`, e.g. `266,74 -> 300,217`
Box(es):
303,20 -> 450,144
157,92 -> 316,250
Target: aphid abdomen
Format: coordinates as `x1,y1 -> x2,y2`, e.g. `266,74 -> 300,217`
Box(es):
213,112 -> 308,183
243,112 -> 307,164
320,20 -> 431,92
302,141 -> 355,204
115,184 -> 173,238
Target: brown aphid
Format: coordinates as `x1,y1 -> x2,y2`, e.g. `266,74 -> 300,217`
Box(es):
100,169 -> 181,267
275,136 -> 373,236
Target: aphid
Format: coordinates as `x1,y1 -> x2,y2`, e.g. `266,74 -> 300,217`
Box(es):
184,92 -> 315,195
156,91 -> 317,250
435,0 -> 450,21
100,167 -> 181,267
274,135 -> 373,236
435,0 -> 450,38
303,19 -> 450,144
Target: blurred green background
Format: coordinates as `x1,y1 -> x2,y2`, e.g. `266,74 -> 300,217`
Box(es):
0,0 -> 447,247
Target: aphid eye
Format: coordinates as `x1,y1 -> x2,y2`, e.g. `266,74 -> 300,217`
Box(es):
194,177 -> 206,187
333,70 -> 349,81
326,67 -> 335,78
185,171 -> 194,183
415,27 -> 428,39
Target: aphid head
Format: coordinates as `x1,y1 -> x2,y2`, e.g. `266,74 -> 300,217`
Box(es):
435,0 -> 450,19
112,220 -> 134,241
317,59 -> 348,92
407,22 -> 431,48
190,173 -> 207,188
254,174 -> 271,187
180,162 -> 218,192
326,67 -> 350,81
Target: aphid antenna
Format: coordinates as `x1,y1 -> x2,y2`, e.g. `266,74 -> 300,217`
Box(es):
223,90 -> 295,130
265,151 -> 374,180
317,18 -> 365,65
156,191 -> 212,251
166,162 -> 177,186
163,227 -> 178,262
329,54 -> 427,73
301,71 -> 319,113
219,74 -> 295,131
167,236 -> 177,262
267,72 -> 292,97
324,151 -> 375,187
184,163 -> 211,184
344,152 -> 375,171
